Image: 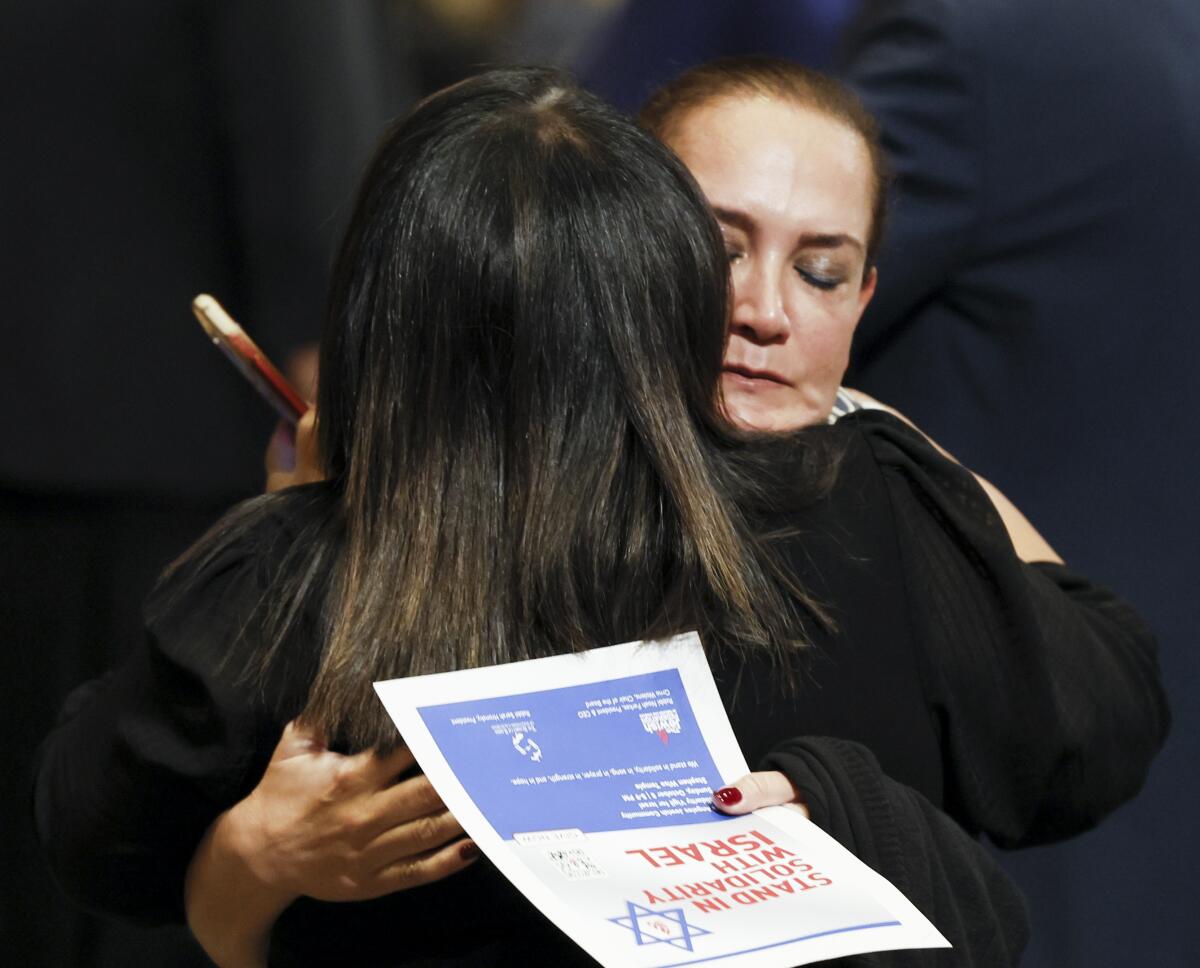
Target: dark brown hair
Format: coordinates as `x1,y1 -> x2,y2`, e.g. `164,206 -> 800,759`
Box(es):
639,55 -> 890,265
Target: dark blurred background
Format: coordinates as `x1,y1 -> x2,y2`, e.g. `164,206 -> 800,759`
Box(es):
3,2 -> 1196,965
1,3 -> 613,964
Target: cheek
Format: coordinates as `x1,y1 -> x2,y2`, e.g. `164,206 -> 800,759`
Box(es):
784,297 -> 858,374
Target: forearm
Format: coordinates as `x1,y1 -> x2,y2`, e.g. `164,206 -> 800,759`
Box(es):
999,563 -> 1169,840
185,805 -> 296,968
864,411 -> 1166,842
927,542 -> 1164,842
763,737 -> 1029,967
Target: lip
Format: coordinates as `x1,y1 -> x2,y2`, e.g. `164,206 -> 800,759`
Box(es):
722,364 -> 793,388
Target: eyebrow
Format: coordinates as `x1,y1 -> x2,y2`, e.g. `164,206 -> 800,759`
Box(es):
711,206 -> 865,255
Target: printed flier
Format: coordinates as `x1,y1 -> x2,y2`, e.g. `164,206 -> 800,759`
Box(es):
374,633 -> 949,967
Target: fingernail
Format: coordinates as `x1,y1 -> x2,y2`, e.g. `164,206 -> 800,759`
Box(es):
713,786 -> 743,807
459,841 -> 480,862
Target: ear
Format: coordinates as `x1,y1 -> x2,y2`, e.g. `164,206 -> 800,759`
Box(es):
856,266 -> 878,316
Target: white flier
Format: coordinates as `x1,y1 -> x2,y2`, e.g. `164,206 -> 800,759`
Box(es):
374,633 -> 949,968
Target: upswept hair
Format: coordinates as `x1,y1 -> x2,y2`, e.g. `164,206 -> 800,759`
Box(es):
638,56 -> 891,266
169,68 -> 838,751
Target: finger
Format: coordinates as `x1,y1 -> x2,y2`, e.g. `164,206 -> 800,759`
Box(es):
332,739 -> 414,788
364,807 -> 465,868
356,743 -> 417,786
294,407 -> 316,444
369,774 -> 447,829
346,774 -> 448,845
293,408 -> 323,484
371,837 -> 480,895
284,344 -> 320,401
711,771 -> 801,815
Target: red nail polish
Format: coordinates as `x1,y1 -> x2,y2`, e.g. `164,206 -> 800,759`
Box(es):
459,841 -> 480,862
713,786 -> 743,807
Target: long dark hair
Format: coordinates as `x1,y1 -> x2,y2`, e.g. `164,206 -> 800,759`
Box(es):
168,68 -> 838,750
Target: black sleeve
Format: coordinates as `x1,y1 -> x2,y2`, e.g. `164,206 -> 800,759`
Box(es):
33,528 -> 274,925
859,412 -> 1169,845
763,737 -> 1028,968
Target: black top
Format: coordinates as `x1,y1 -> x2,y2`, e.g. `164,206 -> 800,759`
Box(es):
34,413 -> 1167,965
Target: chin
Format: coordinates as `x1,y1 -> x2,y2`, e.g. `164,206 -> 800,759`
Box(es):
726,392 -> 826,432
726,401 -> 810,433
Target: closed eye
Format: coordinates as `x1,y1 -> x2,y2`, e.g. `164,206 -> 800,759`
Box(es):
795,266 -> 842,290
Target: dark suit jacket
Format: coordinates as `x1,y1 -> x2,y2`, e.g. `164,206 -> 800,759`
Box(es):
0,0 -> 398,498
579,0 -> 859,112
842,2 -> 1200,964
0,6 -> 410,965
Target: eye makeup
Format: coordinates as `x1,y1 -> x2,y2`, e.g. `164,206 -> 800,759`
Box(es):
794,253 -> 850,291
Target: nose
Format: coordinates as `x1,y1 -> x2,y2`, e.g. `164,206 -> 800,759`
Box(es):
730,262 -> 789,344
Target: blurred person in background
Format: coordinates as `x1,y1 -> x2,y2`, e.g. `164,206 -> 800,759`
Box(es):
582,1 -> 1200,962
580,0 -> 860,111
383,0 -> 618,93
839,3 -> 1200,964
1,3 -> 636,964
1,2 -> 401,964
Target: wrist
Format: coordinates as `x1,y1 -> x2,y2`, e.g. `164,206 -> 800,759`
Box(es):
186,802 -> 298,968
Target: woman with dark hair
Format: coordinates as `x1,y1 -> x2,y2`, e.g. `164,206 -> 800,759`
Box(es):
36,67 -> 1163,967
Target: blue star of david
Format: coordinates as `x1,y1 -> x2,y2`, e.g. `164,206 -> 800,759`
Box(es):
608,900 -> 712,951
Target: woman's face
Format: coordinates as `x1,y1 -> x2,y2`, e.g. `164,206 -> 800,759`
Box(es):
666,95 -> 877,431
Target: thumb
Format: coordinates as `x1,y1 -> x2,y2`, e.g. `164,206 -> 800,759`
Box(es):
712,771 -> 804,815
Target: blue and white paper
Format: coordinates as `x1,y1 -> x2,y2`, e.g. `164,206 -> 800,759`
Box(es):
374,633 -> 949,967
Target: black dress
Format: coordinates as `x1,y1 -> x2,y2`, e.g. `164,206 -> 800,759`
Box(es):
33,413 -> 1168,966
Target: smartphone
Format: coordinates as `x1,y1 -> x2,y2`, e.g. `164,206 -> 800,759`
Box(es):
192,294 -> 309,424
